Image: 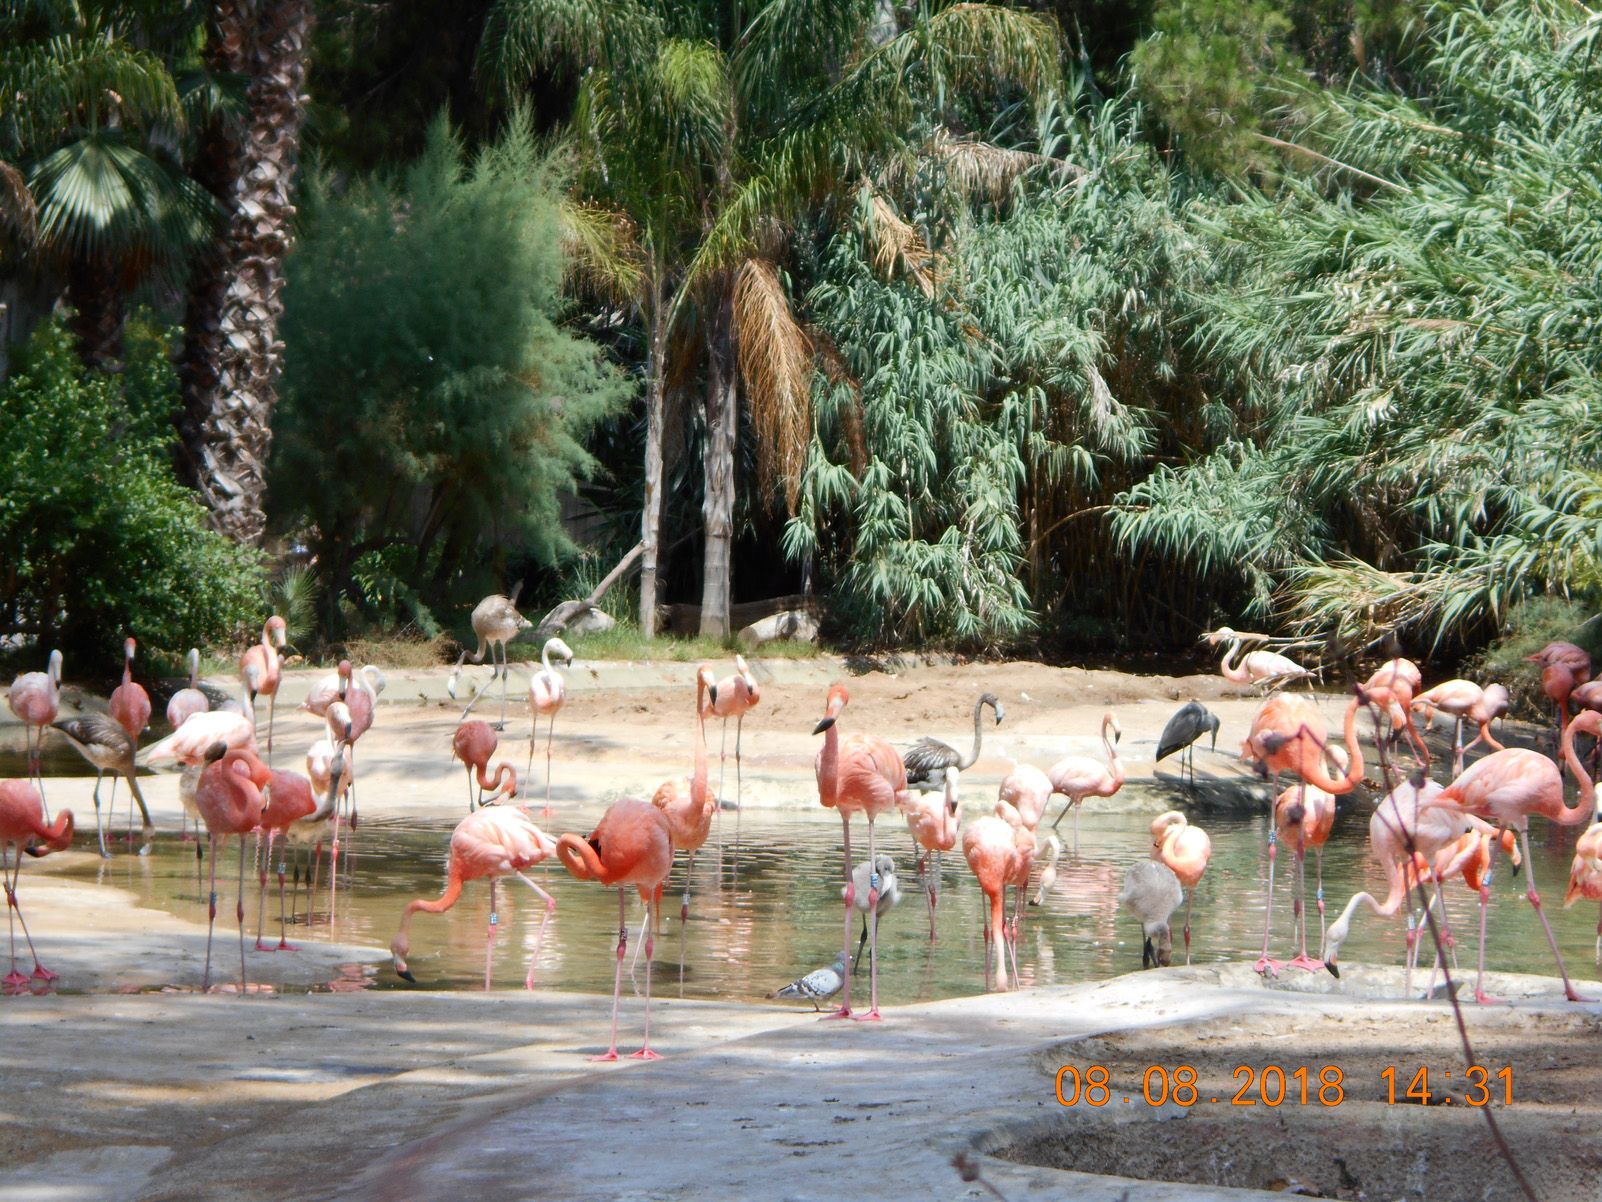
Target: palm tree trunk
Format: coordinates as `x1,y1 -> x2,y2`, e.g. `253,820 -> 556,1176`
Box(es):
177,0 -> 313,545
699,284 -> 737,637
640,288 -> 668,638
66,258 -> 124,373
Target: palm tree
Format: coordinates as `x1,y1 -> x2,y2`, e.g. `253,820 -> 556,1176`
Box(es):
177,0 -> 314,545
481,0 -> 1060,634
0,2 -> 215,374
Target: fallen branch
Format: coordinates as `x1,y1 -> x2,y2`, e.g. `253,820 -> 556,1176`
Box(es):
535,541 -> 645,638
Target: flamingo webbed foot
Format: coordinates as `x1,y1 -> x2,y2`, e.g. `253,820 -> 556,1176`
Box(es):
852,1009 -> 883,1022
29,965 -> 57,982
1563,987 -> 1596,1003
1473,990 -> 1506,1006
1287,954 -> 1324,973
276,940 -> 299,952
1253,956 -> 1284,978
589,1050 -> 621,1062
820,1006 -> 852,1021
630,1048 -> 664,1060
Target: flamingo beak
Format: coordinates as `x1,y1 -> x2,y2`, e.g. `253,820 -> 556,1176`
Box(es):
394,959 -> 416,983
812,716 -> 835,735
1325,959 -> 1340,979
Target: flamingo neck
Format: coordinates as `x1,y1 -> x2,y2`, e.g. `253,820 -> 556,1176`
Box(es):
1219,638 -> 1251,683
1103,721 -> 1124,785
692,679 -> 710,811
188,652 -> 199,691
818,721 -> 840,806
395,870 -> 466,950
541,644 -> 554,676
961,699 -> 986,770
556,832 -> 606,881
1558,720 -> 1597,822
1304,699 -> 1363,793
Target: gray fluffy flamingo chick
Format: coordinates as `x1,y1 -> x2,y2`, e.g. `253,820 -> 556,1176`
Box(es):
1119,859 -> 1182,968
769,952 -> 848,1010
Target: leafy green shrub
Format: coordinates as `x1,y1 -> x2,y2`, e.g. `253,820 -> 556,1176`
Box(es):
0,318 -> 264,669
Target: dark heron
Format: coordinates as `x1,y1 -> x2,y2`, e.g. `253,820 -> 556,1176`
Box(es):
1155,701 -> 1220,787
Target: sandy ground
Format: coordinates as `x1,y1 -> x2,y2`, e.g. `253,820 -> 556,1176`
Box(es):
3,657 -> 1587,1200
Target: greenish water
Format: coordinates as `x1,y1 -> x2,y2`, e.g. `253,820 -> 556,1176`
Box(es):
48,783 -> 1602,1002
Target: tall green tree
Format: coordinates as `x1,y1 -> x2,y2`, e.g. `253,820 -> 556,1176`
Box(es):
480,0 -> 1061,635
270,116 -> 628,634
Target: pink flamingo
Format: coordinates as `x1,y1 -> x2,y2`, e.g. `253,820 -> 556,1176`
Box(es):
453,719 -> 510,811
1529,641 -> 1591,743
142,708 -> 257,765
1046,712 -> 1125,853
0,780 -> 73,993
651,665 -> 717,983
962,804 -> 1035,991
1410,679 -> 1506,775
8,650 -> 62,817
1363,658 -> 1428,763
1425,708 -> 1601,1003
1563,820 -> 1602,964
193,745 -> 272,992
107,638 -> 152,846
1207,627 -> 1312,690
1241,691 -> 1364,976
255,769 -> 317,951
814,684 -> 907,1020
704,654 -> 760,812
300,661 -> 382,718
239,616 -> 287,762
166,650 -> 210,732
525,637 -> 573,819
1272,774 -> 1338,972
556,797 -> 675,1060
391,805 -> 558,991
997,763 -> 1052,832
1151,811 -> 1211,964
292,736 -> 351,923
898,765 -> 961,939
338,660 -> 376,828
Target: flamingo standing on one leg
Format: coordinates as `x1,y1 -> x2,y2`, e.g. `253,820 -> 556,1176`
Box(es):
557,797 -> 674,1060
898,766 -> 961,939
109,638 -> 152,745
51,714 -> 154,857
1410,680 -> 1506,776
1151,811 -> 1211,964
0,781 -> 73,993
651,666 -> 717,987
334,661 -> 376,832
705,654 -> 762,817
962,806 -> 1033,991
292,737 -> 350,925
193,745 -> 272,992
449,587 -> 532,730
391,804 -> 558,991
255,770 -> 317,951
1241,691 -> 1364,977
8,650 -> 62,818
1046,712 -> 1124,854
1273,773 -> 1339,972
1206,627 -> 1312,690
1425,709 -> 1602,1003
141,708 -> 257,766
525,638 -> 574,820
814,684 -> 907,1020
239,616 -> 287,764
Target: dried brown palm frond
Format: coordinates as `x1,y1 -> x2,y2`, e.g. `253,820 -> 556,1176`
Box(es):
0,159 -> 38,248
864,191 -> 936,296
559,200 -> 644,304
808,323 -> 866,477
734,258 -> 813,512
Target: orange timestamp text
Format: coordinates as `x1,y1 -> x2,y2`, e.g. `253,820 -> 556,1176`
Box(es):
1054,1064 -> 1513,1108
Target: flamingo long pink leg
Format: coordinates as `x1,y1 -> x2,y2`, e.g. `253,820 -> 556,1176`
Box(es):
825,813 -> 854,1020
1517,829 -> 1594,1003
484,879 -> 499,991
3,848 -> 54,989
236,836 -> 248,992
275,836 -> 297,950
857,815 -> 882,1020
1287,849 -> 1323,972
1255,828 -> 1285,977
202,832 -> 221,991
633,891 -> 662,1060
513,871 -> 556,990
677,849 -> 697,996
543,711 -> 556,822
1183,892 -> 1196,965
254,831 -> 272,951
591,888 -> 627,1062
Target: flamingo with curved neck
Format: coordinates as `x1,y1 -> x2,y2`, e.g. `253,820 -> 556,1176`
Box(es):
8,649 -> 62,818
651,666 -> 716,985
526,637 -> 574,819
1045,713 -> 1125,853
0,780 -> 73,991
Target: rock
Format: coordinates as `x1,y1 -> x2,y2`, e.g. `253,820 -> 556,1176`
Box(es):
738,610 -> 818,648
567,606 -> 616,635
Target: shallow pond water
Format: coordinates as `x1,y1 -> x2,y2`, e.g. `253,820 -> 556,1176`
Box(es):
50,780 -> 1602,1002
